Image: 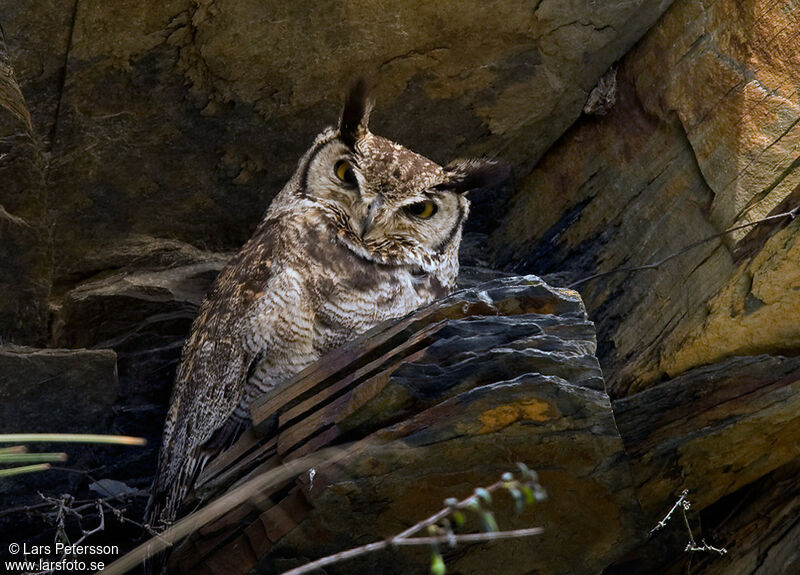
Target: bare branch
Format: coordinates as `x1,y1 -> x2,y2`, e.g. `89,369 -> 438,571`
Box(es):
394,527 -> 544,546
650,490 -> 727,558
280,528 -> 544,575
280,469 -> 545,575
650,489 -> 688,534
686,539 -> 727,555
394,480 -> 504,540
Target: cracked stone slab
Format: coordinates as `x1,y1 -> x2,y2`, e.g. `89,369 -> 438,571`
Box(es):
608,354 -> 800,574
170,276 -> 641,575
50,242 -> 229,484
0,345 -> 119,528
491,0 -> 800,397
613,354 -> 800,518
0,28 -> 50,344
2,0 -> 672,283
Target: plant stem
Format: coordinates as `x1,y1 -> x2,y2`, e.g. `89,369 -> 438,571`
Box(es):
0,463 -> 51,477
280,527 -> 543,575
0,452 -> 67,464
0,433 -> 146,446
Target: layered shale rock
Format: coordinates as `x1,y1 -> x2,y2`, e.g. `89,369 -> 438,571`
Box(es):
50,243 -> 227,476
168,276 -> 641,575
609,354 -> 800,574
2,0 -> 673,283
1,2 -> 798,574
0,31 -> 50,344
491,0 -> 800,397
0,346 -> 120,535
488,1 -> 800,572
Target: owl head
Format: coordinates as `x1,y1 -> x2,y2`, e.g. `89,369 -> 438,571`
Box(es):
284,79 -> 509,277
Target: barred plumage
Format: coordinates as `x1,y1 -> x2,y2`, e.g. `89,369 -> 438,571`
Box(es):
145,79 -> 508,539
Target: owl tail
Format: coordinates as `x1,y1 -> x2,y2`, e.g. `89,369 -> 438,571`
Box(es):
142,471 -> 172,575
142,452 -> 210,573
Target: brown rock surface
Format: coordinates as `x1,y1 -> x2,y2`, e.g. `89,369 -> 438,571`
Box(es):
2,0 -> 673,283
0,2 -> 797,575
0,346 -> 120,533
614,354 -> 800,517
0,30 -> 50,344
609,354 -> 800,574
50,243 -> 228,480
491,0 -> 800,397
168,276 -> 641,575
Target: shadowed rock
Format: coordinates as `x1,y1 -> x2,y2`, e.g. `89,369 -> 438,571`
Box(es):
2,0 -> 673,283
491,0 -> 800,398
169,276 -> 642,575
0,30 -> 49,344
0,346 -> 119,538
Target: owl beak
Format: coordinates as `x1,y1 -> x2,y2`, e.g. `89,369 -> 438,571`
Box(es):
361,194 -> 384,238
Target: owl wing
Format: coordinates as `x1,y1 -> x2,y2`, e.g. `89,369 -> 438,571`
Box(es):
146,220 -> 282,527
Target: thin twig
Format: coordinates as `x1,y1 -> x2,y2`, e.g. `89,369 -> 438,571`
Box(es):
685,539 -> 727,555
395,479 -> 504,540
30,500 -> 106,575
280,528 -> 544,575
681,499 -> 696,547
650,490 -> 727,559
395,527 -> 543,545
281,471 -> 544,575
651,489 -> 688,534
569,205 -> 799,288
72,501 -> 105,549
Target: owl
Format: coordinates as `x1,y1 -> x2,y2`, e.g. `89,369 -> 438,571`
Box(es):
145,79 -> 509,530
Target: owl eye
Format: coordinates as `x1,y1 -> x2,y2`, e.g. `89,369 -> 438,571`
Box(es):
404,200 -> 438,220
334,160 -> 358,186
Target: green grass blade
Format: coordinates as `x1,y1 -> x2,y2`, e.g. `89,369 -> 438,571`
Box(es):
0,433 -> 146,446
0,452 -> 67,464
0,463 -> 51,478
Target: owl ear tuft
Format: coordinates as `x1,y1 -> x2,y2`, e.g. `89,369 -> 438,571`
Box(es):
339,77 -> 374,147
436,158 -> 511,194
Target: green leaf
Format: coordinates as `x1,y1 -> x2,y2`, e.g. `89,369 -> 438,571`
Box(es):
430,552 -> 446,575
452,511 -> 466,527
517,462 -> 538,483
0,433 -> 146,446
474,487 -> 492,505
480,510 -> 498,533
508,486 -> 524,513
521,485 -> 535,505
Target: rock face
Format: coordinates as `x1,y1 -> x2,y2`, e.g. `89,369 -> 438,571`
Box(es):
0,32 -> 49,344
487,0 -> 800,571
0,1 -> 798,575
2,0 -> 674,284
491,0 -> 800,398
168,276 -> 641,575
0,346 -> 120,538
51,245 -> 228,480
